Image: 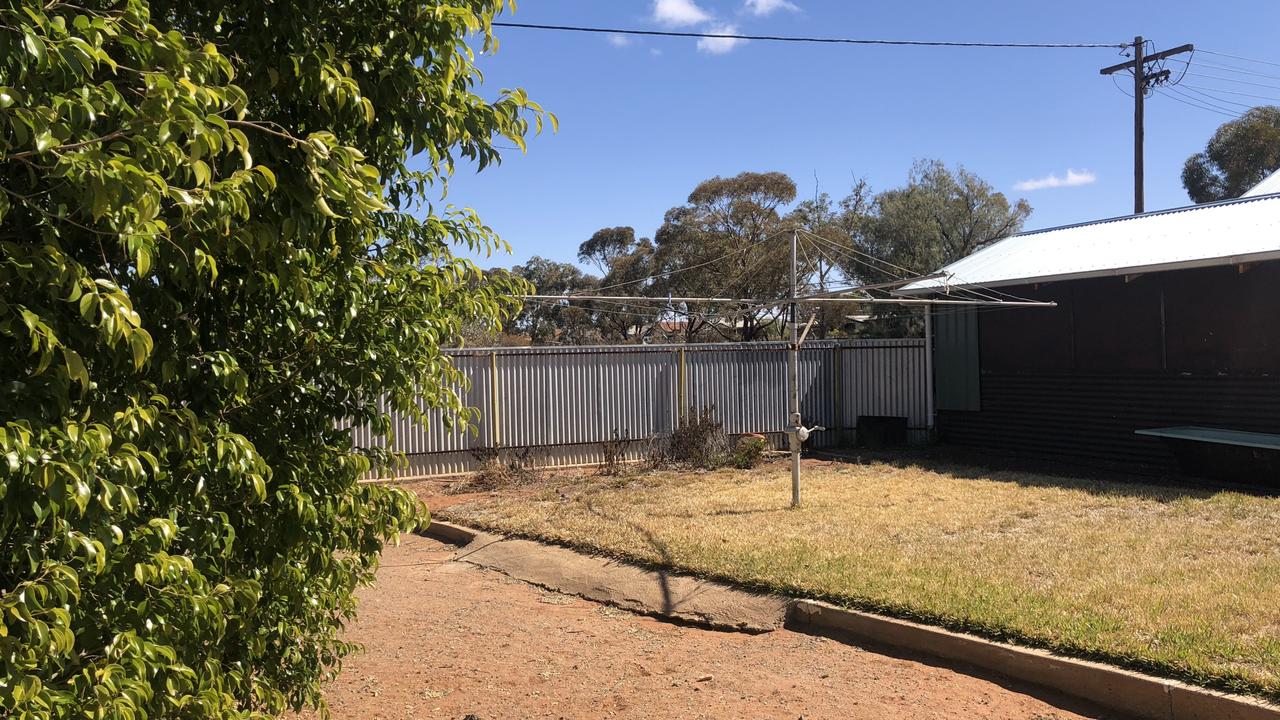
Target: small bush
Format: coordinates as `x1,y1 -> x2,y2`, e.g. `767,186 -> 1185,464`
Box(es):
649,406 -> 732,470
599,429 -> 634,476
452,445 -> 540,493
732,434 -> 768,469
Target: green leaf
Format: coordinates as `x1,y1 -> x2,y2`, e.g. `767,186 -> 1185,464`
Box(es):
22,31 -> 45,62
34,130 -> 55,153
136,246 -> 152,278
128,330 -> 152,370
63,348 -> 89,388
0,2 -> 539,714
192,159 -> 211,186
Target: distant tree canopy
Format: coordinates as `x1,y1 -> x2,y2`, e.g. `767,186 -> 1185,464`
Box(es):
1183,106 -> 1280,203
578,226 -> 638,273
854,160 -> 1032,285
503,163 -> 1029,345
653,172 -> 795,342
499,258 -> 600,345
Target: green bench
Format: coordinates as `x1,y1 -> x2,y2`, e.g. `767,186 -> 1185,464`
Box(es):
1135,426 -> 1280,482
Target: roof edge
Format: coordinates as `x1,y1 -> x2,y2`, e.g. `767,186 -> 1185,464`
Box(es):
899,249 -> 1280,295
1000,190 -> 1280,240
898,192 -> 1280,294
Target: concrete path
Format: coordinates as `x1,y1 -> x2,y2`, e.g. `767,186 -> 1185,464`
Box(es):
452,529 -> 789,633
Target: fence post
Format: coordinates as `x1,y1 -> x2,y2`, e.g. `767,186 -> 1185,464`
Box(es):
833,344 -> 844,446
489,350 -> 500,447
675,347 -> 688,428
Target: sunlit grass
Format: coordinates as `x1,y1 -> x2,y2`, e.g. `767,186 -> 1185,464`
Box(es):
435,458 -> 1280,699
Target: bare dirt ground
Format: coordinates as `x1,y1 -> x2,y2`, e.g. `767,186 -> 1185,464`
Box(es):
305,530 -> 1117,720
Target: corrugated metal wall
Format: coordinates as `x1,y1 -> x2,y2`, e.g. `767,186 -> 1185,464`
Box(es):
933,306 -> 980,411
939,373 -> 1280,474
360,339 -> 929,478
938,268 -> 1280,476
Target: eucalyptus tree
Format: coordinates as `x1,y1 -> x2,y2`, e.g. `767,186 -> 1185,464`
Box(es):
501,257 -> 601,345
854,160 -> 1030,284
0,0 -> 545,716
652,171 -> 796,342
846,160 -> 1030,335
1183,106 -> 1280,203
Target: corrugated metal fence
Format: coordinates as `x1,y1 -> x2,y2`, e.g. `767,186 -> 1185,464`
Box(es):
358,339 -> 929,478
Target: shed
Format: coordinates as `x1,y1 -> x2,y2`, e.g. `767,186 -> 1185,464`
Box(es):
902,186 -> 1280,477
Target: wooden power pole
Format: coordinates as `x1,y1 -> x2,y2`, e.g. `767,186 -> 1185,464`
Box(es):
1100,36 -> 1193,214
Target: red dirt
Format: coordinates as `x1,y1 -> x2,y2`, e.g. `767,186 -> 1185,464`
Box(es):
303,531 -> 1116,720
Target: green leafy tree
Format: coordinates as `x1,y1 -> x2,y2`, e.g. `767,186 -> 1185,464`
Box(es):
838,161 -> 1029,336
785,180 -> 872,338
576,227 -> 659,342
577,226 -> 638,274
500,257 -> 600,344
653,171 -> 795,342
1182,106 -> 1280,203
855,160 -> 1030,283
1,1 -> 545,717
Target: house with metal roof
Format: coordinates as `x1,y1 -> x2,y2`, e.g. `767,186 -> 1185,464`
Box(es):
903,175 -> 1280,479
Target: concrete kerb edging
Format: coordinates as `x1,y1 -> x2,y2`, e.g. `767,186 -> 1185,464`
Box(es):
419,521 -> 1279,720
421,519 -> 477,546
790,600 -> 1278,720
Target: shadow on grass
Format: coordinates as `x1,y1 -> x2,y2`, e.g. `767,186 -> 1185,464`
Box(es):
648,505 -> 787,520
581,496 -> 713,618
813,445 -> 1280,502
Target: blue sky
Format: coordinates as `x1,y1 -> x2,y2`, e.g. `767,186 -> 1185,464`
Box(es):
437,1 -> 1280,270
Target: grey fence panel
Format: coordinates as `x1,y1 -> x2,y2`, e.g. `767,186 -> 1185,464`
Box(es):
495,348 -> 676,448
841,340 -> 930,439
360,339 -> 927,478
687,346 -> 785,435
348,353 -> 492,456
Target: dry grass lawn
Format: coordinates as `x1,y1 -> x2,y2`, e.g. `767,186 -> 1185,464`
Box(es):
435,457 -> 1280,699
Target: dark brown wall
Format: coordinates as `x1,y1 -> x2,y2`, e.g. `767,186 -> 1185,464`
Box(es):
939,261 -> 1280,473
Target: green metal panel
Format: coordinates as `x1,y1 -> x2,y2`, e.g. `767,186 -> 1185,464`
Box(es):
934,306 -> 980,411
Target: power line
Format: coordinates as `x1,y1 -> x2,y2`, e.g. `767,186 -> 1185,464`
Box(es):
1154,87 -> 1241,118
1164,85 -> 1244,116
1181,83 -> 1280,103
491,22 -> 1126,50
1176,86 -> 1262,110
1167,57 -> 1280,82
1110,73 -> 1134,98
1182,71 -> 1280,91
1199,48 -> 1280,69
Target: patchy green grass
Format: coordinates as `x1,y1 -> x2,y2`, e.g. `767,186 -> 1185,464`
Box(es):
434,458 -> 1280,699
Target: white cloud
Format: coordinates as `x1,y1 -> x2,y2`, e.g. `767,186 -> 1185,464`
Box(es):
607,33 -> 633,48
697,24 -> 746,54
745,0 -> 799,16
650,47 -> 664,56
652,0 -> 711,26
1014,168 -> 1097,191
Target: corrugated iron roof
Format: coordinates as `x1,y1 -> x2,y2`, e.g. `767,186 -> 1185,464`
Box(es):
900,192 -> 1280,293
1243,168 -> 1280,197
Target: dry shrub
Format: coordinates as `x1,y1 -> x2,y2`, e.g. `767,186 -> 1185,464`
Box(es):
450,445 -> 540,493
599,429 -> 634,476
649,406 -> 731,470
